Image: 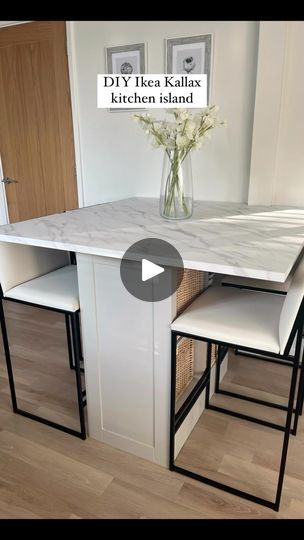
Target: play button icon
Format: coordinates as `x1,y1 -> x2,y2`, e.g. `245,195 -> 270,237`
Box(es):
120,238 -> 184,302
142,259 -> 164,282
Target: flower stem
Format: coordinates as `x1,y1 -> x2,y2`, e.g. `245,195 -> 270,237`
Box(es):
163,150 -> 190,218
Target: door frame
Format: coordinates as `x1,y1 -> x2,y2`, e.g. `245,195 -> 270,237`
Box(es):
0,20 -> 85,223
66,21 -> 85,209
0,154 -> 9,225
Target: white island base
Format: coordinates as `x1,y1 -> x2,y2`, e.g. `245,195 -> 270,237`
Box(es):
77,253 -> 226,466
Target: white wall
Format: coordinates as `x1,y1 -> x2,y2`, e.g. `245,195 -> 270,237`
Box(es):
248,22 -> 287,205
274,22 -> 304,205
72,21 -> 259,206
249,21 -> 304,206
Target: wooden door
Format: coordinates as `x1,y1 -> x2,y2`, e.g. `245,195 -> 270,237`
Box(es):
0,21 -> 78,222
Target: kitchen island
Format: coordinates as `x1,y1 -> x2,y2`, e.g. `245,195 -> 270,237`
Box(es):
0,197 -> 304,466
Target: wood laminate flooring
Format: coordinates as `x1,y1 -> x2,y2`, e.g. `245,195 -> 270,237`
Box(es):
0,301 -> 304,519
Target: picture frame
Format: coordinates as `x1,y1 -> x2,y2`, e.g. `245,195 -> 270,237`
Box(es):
166,34 -> 212,104
106,42 -> 146,112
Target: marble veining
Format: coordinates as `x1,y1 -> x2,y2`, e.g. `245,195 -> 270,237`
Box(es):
0,197 -> 304,281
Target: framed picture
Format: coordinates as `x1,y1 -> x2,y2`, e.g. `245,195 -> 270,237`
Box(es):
105,43 -> 146,112
106,42 -> 145,75
166,34 -> 212,103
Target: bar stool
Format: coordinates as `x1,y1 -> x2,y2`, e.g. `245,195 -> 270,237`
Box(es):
0,243 -> 86,439
220,269 -> 304,420
170,256 -> 304,511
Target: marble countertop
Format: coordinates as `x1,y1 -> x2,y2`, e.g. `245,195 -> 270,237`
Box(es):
0,197 -> 304,281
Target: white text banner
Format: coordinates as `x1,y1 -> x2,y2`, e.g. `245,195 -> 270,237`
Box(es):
97,74 -> 207,109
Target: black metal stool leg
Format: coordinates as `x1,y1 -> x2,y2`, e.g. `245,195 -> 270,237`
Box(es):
170,334 -> 279,510
67,312 -> 84,373
291,343 -> 304,434
70,312 -> 86,440
298,341 -> 304,416
169,332 -> 177,471
76,311 -> 84,362
205,343 -> 212,408
65,313 -> 74,370
215,345 -> 302,435
300,375 -> 304,417
169,328 -> 303,511
0,298 -> 17,411
0,299 -> 86,439
274,331 -> 302,510
214,345 -> 222,394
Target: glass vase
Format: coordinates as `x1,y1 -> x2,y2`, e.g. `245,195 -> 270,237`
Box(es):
159,149 -> 193,220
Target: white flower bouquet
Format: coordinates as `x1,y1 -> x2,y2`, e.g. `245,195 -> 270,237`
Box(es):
133,107 -> 225,219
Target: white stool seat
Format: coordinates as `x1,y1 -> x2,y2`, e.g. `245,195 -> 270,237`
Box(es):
5,265 -> 79,312
172,286 -> 285,353
221,275 -> 292,293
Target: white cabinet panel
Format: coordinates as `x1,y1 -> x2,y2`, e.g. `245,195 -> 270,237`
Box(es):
94,257 -> 154,446
77,253 -> 156,460
77,254 -> 221,467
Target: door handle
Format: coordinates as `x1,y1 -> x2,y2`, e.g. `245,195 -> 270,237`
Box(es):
1,177 -> 18,185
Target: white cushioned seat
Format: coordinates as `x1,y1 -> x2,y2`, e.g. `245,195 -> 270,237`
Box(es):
5,265 -> 79,312
171,286 -> 284,354
221,275 -> 292,293
0,243 -> 70,296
